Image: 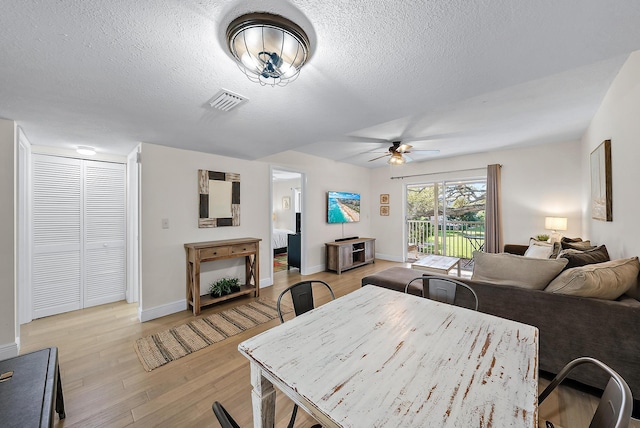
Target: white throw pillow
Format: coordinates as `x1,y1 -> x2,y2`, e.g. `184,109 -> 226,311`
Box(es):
524,243 -> 553,259
545,257 -> 640,300
472,251 -> 568,290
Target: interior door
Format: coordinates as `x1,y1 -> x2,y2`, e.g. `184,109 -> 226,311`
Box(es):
31,155 -> 126,318
84,161 -> 126,307
32,155 -> 82,318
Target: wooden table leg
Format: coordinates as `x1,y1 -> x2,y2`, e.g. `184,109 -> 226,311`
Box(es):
249,362 -> 276,428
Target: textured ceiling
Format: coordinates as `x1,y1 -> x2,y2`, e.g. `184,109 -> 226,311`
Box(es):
1,1 -> 640,167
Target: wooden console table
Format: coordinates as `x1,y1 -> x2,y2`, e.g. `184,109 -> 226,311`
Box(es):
326,237 -> 375,274
185,237 -> 261,315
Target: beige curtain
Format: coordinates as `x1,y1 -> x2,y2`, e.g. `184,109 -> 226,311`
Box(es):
485,164 -> 503,253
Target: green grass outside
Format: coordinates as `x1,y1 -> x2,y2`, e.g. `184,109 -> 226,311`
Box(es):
414,230 -> 485,259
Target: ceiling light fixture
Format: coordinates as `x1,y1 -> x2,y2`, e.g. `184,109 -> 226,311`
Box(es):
226,12 -> 311,87
76,146 -> 96,156
388,152 -> 406,165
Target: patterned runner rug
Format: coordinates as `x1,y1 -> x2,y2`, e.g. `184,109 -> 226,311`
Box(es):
134,298 -> 291,371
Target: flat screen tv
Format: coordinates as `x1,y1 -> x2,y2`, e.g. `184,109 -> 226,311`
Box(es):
327,191 -> 360,223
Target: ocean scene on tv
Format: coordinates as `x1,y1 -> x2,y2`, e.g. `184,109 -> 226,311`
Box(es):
328,191 -> 360,223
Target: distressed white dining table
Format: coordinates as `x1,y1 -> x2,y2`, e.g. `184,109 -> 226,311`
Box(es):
238,286 -> 539,427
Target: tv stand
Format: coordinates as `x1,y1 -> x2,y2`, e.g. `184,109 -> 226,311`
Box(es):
325,237 -> 375,274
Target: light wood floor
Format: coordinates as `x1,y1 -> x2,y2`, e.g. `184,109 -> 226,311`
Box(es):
20,259 -> 639,427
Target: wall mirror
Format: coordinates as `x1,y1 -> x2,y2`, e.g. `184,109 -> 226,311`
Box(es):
198,169 -> 240,227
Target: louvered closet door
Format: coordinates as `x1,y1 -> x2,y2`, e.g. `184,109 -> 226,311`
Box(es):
32,155 -> 82,318
84,161 -> 126,307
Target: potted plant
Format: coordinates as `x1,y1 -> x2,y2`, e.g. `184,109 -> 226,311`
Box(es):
536,234 -> 550,242
209,277 -> 240,298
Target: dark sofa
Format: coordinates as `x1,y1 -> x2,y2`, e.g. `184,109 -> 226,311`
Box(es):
361,261 -> 640,411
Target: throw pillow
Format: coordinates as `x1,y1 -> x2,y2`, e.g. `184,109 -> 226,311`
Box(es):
561,239 -> 595,251
524,239 -> 553,259
472,251 -> 568,290
557,245 -> 610,269
524,238 -> 561,259
545,257 -> 640,300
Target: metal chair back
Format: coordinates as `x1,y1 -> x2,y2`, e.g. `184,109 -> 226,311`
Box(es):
538,357 -> 632,428
277,280 -> 335,323
404,276 -> 479,311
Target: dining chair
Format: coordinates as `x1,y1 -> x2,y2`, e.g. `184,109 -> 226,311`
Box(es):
276,280 -> 336,323
276,280 -> 334,428
404,276 -> 479,311
212,401 -> 241,428
538,357 -> 632,428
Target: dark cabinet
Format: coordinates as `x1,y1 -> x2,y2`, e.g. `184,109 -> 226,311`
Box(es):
287,233 -> 301,270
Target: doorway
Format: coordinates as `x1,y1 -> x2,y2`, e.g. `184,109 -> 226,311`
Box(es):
405,179 -> 486,264
271,169 -> 303,276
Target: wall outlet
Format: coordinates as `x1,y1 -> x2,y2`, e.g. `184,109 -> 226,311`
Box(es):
161,218 -> 169,229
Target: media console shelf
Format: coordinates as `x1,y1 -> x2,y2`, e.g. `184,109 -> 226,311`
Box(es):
185,237 -> 261,315
325,237 -> 375,274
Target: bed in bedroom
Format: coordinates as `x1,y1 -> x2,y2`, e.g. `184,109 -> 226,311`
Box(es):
273,229 -> 294,255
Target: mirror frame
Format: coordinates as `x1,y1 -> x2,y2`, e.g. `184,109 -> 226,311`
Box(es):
198,169 -> 240,227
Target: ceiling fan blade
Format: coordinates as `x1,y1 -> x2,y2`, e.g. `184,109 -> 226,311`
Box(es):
368,153 -> 390,162
411,149 -> 440,155
403,154 -> 414,162
397,144 -> 412,153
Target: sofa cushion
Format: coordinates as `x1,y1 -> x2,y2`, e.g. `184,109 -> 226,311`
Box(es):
561,239 -> 595,251
361,267 -> 423,294
557,245 -> 610,269
545,257 -> 640,300
471,251 -> 568,290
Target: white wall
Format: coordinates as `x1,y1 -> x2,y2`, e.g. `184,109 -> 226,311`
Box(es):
139,143 -> 270,320
0,119 -> 17,359
261,151 -> 373,273
581,51 -> 640,259
273,177 -> 300,231
369,140 -> 583,261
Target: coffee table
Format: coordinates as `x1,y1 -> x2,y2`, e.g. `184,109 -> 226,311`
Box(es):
412,254 -> 461,277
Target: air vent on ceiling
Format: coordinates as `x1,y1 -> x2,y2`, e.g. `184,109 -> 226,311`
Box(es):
208,89 -> 247,111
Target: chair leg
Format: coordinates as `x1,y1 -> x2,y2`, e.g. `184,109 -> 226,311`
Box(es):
287,404 -> 299,428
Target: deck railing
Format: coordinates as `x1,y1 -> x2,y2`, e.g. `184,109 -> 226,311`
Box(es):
407,219 -> 485,259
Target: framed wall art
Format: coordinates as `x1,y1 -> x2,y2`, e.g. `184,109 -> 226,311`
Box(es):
590,139 -> 612,221
380,194 -> 389,204
380,206 -> 389,216
198,169 -> 240,227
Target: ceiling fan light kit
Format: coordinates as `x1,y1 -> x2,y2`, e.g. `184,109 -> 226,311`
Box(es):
226,12 -> 311,87
388,152 -> 406,165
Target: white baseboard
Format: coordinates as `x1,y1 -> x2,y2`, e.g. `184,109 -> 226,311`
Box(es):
139,299 -> 186,322
304,264 -> 325,275
375,253 -> 404,263
260,278 -> 272,288
0,341 -> 19,361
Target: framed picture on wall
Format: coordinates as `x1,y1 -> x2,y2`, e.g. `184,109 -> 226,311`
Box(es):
380,206 -> 389,216
380,194 -> 389,204
590,139 -> 612,221
283,196 -> 291,210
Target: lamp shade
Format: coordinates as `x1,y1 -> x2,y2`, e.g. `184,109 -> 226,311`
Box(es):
545,217 -> 567,231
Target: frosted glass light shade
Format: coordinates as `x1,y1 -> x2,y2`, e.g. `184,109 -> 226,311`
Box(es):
227,13 -> 310,86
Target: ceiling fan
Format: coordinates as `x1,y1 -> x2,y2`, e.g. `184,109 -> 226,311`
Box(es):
368,141 -> 439,165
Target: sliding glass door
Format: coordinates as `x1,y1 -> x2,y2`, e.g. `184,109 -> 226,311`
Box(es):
406,179 -> 486,262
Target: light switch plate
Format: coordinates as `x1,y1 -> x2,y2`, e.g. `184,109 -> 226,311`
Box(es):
162,218 -> 169,229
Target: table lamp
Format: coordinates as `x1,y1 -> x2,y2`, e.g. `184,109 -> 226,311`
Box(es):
545,217 -> 567,243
